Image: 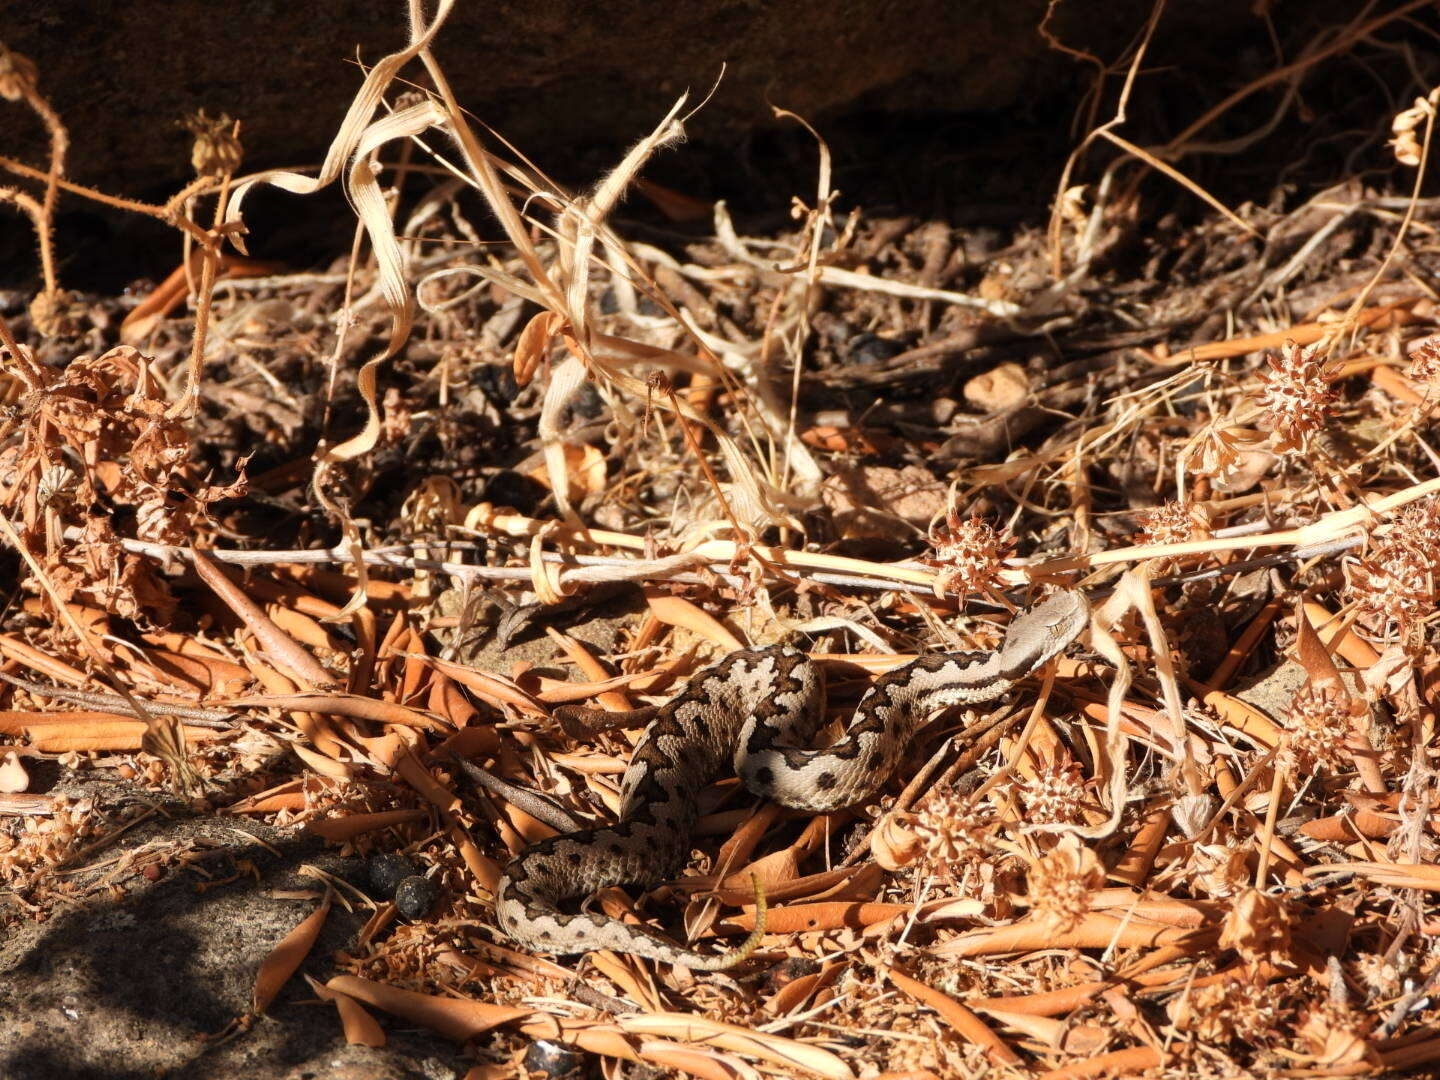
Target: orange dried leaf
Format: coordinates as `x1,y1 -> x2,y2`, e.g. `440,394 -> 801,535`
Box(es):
327,975 -> 528,1042
253,893 -> 332,1015
725,901 -> 907,934
305,808 -> 428,842
526,444 -> 607,498
889,963 -> 1022,1066
932,914 -> 1192,956
513,310 -> 559,387
643,590 -> 744,651
1036,1045 -> 1163,1080
307,975 -> 387,1047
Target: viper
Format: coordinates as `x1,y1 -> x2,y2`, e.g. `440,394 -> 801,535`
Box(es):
494,590 -> 1089,968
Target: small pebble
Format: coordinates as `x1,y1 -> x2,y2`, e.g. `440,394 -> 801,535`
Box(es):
394,874 -> 439,919
368,853 -> 418,899
523,1039 -> 588,1079
846,332 -> 908,366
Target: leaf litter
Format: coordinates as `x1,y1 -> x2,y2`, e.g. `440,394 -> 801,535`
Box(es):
2,4 -> 1440,1077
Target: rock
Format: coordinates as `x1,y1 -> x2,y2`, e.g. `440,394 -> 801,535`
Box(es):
963,361 -> 1030,411
393,875 -> 439,920
821,464 -> 946,540
367,853 -> 418,899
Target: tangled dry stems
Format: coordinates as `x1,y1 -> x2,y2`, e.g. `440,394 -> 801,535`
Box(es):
1,4 -> 1439,1078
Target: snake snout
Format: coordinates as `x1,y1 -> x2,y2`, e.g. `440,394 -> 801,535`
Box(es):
997,590 -> 1088,672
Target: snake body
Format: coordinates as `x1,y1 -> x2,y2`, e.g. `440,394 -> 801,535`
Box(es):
495,590 -> 1088,968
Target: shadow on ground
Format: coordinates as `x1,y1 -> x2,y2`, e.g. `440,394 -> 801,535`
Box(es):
0,801 -> 473,1080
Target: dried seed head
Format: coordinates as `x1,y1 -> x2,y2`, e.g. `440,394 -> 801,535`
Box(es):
1180,420 -> 1252,483
37,462 -> 78,506
1298,999 -> 1377,1067
1027,835 -> 1103,933
1190,837 -> 1252,898
1346,497 -> 1440,638
0,795 -> 100,890
1171,977 -> 1286,1046
0,45 -> 37,101
28,288 -> 81,338
182,109 -> 243,177
1252,339 -> 1337,453
926,511 -> 1013,600
1349,951 -> 1408,999
1279,682 -> 1358,774
1019,757 -> 1089,825
1136,500 -> 1210,549
913,786 -> 993,884
1219,889 -> 1292,966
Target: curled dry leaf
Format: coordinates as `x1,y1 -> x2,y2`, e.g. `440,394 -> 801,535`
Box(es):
526,443 -> 607,498
513,310 -> 560,387
871,811 -> 923,871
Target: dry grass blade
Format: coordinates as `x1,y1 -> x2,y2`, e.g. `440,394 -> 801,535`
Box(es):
617,1014 -> 855,1080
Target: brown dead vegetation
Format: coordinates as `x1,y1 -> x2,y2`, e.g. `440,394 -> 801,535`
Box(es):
2,3 -> 1440,1077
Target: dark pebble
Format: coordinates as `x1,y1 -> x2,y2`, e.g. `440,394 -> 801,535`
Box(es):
368,853 -> 418,899
846,332 -> 908,366
394,874 -> 440,919
522,1039 -> 589,1079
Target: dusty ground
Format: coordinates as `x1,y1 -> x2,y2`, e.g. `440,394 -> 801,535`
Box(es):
0,792 -> 470,1079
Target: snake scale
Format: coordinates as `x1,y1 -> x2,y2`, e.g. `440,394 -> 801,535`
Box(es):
495,590 -> 1088,968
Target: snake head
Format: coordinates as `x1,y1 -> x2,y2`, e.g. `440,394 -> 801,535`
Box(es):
996,590 -> 1089,677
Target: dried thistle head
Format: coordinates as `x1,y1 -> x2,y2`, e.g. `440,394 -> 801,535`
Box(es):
28,288 -> 81,338
1026,834 -> 1104,933
1297,999 -> 1378,1067
1279,682 -> 1359,774
1019,757 -> 1090,825
1219,889 -> 1292,967
1345,498 -> 1440,639
1171,977 -> 1287,1047
1348,951 -> 1409,999
1251,340 -> 1337,453
1136,499 -> 1210,548
926,511 -> 1013,600
1179,419 -> 1264,486
913,786 -> 994,885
